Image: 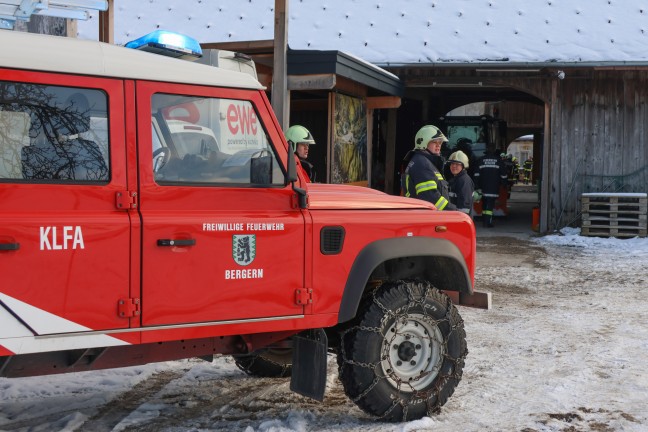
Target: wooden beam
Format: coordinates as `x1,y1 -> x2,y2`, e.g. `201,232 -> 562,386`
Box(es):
367,109 -> 374,187
507,122 -> 544,129
384,109 -> 397,194
66,18 -> 77,38
288,74 -> 336,91
201,40 -> 275,54
335,76 -> 368,97
367,96 -> 401,110
271,0 -> 289,129
326,93 -> 334,183
98,0 -> 114,44
541,98 -> 551,233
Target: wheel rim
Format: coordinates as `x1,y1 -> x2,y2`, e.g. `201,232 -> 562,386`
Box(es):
380,313 -> 445,391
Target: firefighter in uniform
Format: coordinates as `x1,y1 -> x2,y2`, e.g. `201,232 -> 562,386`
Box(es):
285,125 -> 316,182
401,125 -> 456,211
523,156 -> 533,184
474,145 -> 508,227
511,155 -> 520,184
447,150 -> 475,216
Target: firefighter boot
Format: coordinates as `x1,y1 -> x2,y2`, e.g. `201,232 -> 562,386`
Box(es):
487,214 -> 494,228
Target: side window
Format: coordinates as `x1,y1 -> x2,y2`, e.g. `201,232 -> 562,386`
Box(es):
0,81 -> 109,183
151,94 -> 284,186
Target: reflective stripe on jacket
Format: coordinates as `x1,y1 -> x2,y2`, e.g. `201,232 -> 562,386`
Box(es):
402,150 -> 455,210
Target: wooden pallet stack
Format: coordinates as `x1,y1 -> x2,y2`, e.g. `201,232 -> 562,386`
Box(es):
581,193 -> 647,238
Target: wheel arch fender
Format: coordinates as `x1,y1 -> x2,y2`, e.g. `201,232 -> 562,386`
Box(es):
337,237 -> 472,323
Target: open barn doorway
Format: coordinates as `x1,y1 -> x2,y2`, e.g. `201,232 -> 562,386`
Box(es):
383,70 -> 549,233
436,100 -> 545,236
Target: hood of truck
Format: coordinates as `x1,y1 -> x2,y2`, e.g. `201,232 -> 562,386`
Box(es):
306,184 -> 435,210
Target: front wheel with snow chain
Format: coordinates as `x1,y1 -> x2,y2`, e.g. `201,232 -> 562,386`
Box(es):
233,347 -> 292,378
337,280 -> 467,422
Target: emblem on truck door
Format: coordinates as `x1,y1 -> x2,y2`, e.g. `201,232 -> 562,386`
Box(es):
232,234 -> 256,266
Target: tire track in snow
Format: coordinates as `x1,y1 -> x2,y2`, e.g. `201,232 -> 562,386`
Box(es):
79,370 -> 186,432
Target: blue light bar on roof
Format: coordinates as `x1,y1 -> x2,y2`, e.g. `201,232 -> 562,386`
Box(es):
125,30 -> 203,61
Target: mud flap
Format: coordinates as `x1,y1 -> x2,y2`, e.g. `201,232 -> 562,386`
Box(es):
290,329 -> 328,401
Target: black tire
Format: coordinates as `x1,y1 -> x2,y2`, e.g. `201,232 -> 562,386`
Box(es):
337,280 -> 467,422
233,348 -> 292,378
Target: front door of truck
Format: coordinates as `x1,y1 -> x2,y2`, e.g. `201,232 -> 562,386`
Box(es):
136,82 -> 305,326
0,71 -> 132,335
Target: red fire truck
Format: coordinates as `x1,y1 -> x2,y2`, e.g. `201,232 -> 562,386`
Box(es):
0,30 -> 489,422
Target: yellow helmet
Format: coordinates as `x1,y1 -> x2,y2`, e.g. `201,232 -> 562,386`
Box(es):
414,125 -> 448,150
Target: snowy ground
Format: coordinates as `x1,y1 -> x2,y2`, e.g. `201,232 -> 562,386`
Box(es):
1,228 -> 647,432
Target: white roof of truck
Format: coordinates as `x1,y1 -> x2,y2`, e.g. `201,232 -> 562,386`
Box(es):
0,31 -> 263,90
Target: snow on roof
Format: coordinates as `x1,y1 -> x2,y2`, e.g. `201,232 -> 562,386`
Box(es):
77,0 -> 648,65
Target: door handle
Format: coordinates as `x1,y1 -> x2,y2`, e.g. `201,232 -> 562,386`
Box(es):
157,239 -> 196,247
0,242 -> 20,251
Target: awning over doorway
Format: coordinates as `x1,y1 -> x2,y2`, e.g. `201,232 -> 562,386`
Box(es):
287,49 -> 404,98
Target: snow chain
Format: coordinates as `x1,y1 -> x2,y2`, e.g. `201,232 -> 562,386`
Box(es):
242,354 -> 291,376
338,280 -> 467,420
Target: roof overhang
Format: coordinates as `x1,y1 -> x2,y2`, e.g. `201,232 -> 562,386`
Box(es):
287,49 -> 404,97
382,61 -> 648,70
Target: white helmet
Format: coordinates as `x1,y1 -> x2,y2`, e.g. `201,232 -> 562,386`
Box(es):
285,125 -> 315,152
448,150 -> 469,168
414,125 -> 448,150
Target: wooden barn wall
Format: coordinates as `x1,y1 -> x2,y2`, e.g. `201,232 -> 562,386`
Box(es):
549,70 -> 648,229
498,101 -> 544,128
496,101 -> 544,143
424,72 -> 648,231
